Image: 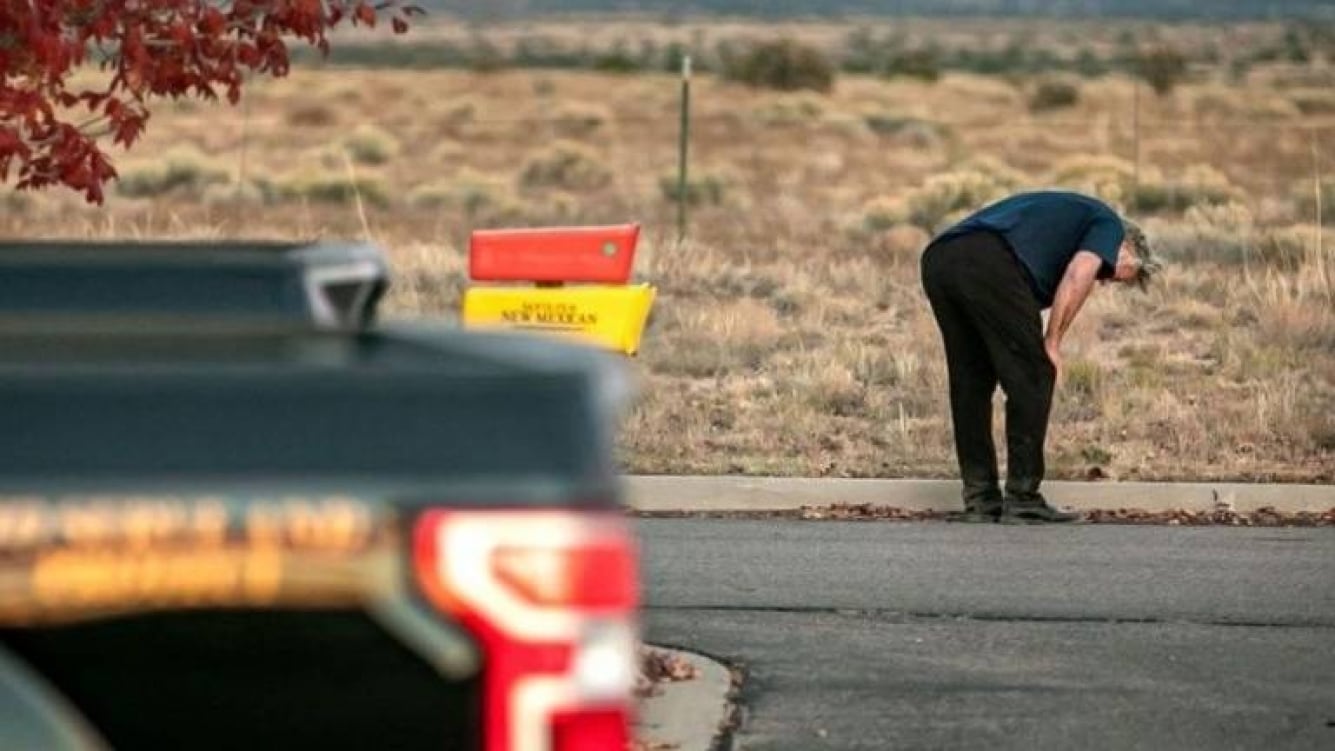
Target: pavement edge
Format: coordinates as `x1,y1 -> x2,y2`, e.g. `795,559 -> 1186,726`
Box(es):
625,475 -> 1335,514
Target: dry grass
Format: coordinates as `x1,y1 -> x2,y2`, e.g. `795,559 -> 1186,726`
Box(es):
3,20 -> 1333,483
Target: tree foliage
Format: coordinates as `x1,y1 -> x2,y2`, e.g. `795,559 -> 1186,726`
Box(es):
0,1 -> 419,203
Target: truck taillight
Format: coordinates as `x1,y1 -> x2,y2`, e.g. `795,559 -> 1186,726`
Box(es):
413,510 -> 639,751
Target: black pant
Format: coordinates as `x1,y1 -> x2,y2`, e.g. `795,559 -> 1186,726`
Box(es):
920,231 -> 1055,503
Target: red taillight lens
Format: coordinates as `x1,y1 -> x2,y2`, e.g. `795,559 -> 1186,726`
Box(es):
492,543 -> 637,609
412,509 -> 639,751
551,708 -> 630,751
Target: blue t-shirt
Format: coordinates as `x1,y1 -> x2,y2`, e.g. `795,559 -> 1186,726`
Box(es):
932,191 -> 1124,308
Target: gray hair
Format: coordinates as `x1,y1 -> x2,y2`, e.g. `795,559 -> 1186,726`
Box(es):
1122,219 -> 1162,291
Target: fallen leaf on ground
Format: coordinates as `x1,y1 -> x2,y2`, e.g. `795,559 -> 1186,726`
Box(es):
635,646 -> 701,699
635,506 -> 1335,526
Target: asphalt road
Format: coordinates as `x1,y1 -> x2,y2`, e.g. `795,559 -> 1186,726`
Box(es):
639,520 -> 1335,750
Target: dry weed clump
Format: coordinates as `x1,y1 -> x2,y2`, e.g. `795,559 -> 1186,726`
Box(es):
1150,203 -> 1312,270
862,112 -> 949,150
278,170 -> 390,208
1289,88 -> 1335,115
871,224 -> 931,268
1291,178 -> 1335,225
1048,155 -> 1135,206
379,241 -> 468,317
287,101 -> 339,127
753,92 -> 827,126
645,299 -> 786,378
425,139 -> 466,169
861,195 -> 909,232
342,125 -> 401,166
549,101 -> 612,138
407,167 -> 519,217
116,146 -> 231,199
659,170 -> 732,207
1028,76 -> 1081,112
519,141 -> 613,191
430,97 -> 484,138
903,167 -> 1020,232
1193,87 -> 1301,120
799,363 -> 867,418
1132,165 -> 1240,214
1250,274 -> 1335,353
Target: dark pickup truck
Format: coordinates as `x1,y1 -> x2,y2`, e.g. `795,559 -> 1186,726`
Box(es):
0,242 -> 638,751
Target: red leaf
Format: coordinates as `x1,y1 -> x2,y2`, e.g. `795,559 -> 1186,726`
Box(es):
201,7 -> 225,36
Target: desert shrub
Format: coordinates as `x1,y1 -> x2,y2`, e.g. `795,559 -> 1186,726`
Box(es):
342,125 -> 400,166
1251,226 -> 1314,271
802,365 -> 867,417
287,102 -> 338,127
872,224 -> 932,267
1131,166 -> 1238,214
1150,202 -> 1255,265
1194,87 -> 1300,120
1048,155 -> 1135,205
551,102 -> 611,138
281,171 -> 390,208
116,146 -> 231,198
753,93 -> 825,126
1152,203 -> 1307,270
881,48 -> 941,82
1063,359 -> 1104,400
408,168 -> 518,217
862,113 -> 927,135
426,140 -> 465,168
724,38 -> 835,94
904,169 -> 1018,232
0,188 -> 35,213
591,45 -> 640,74
1291,178 -> 1335,225
1289,89 -> 1335,115
466,36 -> 506,73
431,98 -> 481,138
520,141 -> 612,191
861,195 -> 909,232
201,180 -> 274,206
1029,77 -> 1080,112
647,301 -> 784,377
659,171 -> 730,207
862,114 -> 948,149
1135,44 -> 1189,96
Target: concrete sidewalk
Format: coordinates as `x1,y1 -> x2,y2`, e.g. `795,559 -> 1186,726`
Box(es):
635,647 -> 734,751
625,475 -> 1335,513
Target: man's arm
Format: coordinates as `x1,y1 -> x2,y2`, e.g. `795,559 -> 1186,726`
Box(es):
1044,250 -> 1103,382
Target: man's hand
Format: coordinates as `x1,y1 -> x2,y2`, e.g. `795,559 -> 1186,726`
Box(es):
1045,339 -> 1064,387
1044,250 -> 1100,390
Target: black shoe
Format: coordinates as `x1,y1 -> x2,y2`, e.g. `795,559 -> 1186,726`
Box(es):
1000,494 -> 1081,524
948,490 -> 1002,523
947,505 -> 1002,523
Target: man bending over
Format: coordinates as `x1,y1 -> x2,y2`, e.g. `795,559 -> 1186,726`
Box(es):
920,190 -> 1162,524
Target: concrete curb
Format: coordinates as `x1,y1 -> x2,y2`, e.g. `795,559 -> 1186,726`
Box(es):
625,475 -> 1335,514
635,646 -> 733,751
